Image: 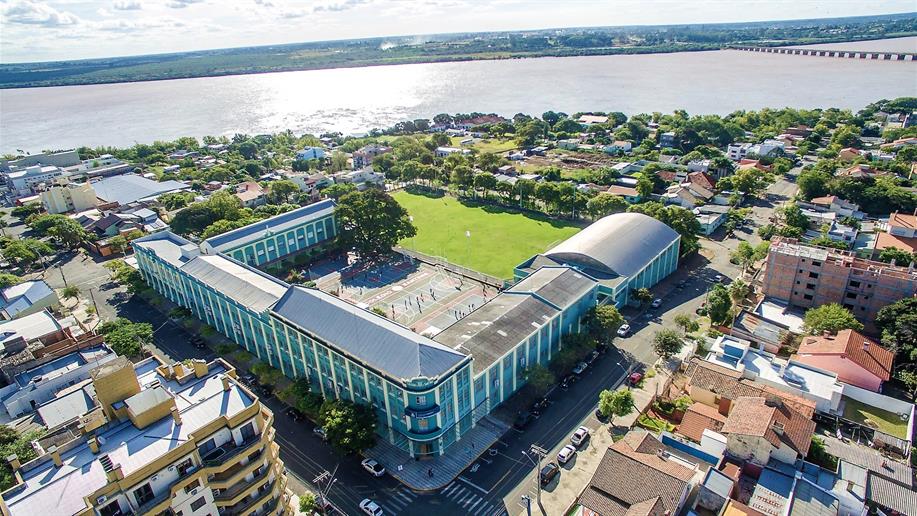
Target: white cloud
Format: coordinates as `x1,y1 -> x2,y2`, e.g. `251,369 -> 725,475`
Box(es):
253,0 -> 274,6
312,0 -> 371,12
113,1 -> 143,10
167,0 -> 202,9
2,0 -> 80,27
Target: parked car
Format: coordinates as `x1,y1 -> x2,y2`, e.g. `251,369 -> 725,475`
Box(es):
586,350 -> 600,364
190,336 -> 205,349
571,426 -> 590,447
628,372 -> 643,386
714,274 -> 724,283
539,462 -> 560,486
284,407 -> 303,421
560,374 -> 577,389
596,343 -> 609,354
676,280 -> 687,290
240,373 -> 258,386
361,459 -> 386,477
531,397 -> 549,414
513,411 -> 535,429
359,499 -> 384,516
313,426 -> 328,441
616,324 -> 630,337
651,298 -> 663,308
557,444 -> 577,465
572,362 -> 588,375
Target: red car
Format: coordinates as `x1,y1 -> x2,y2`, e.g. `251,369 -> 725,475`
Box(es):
628,372 -> 643,386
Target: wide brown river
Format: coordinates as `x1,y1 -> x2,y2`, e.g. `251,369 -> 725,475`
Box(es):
1,38 -> 916,153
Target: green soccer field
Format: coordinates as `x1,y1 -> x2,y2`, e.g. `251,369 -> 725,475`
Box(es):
393,190 -> 581,279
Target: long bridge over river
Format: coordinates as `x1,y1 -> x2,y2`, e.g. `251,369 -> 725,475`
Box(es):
732,46 -> 916,61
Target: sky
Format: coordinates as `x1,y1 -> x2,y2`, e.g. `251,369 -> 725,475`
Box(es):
0,0 -> 914,63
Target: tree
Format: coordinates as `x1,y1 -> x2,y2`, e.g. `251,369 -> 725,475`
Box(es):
267,180 -> 298,204
322,182 -> 357,200
299,493 -> 317,514
707,284 -> 732,325
636,175 -> 654,198
450,165 -> 474,193
730,241 -> 756,270
336,189 -> 416,260
330,151 -> 349,172
875,298 -> 917,364
10,203 -> 40,221
97,318 -> 153,356
803,303 -> 864,335
781,203 -> 809,231
159,191 -> 195,210
104,259 -> 145,292
585,305 -> 624,343
0,428 -> 43,491
319,399 -> 377,454
2,239 -> 52,269
674,313 -> 698,335
728,279 -> 750,309
61,285 -> 80,300
238,140 -> 258,159
586,193 -> 629,219
0,273 -> 20,289
796,168 -> 832,200
632,287 -> 653,305
473,172 -> 497,198
598,388 -> 634,426
878,247 -> 915,266
653,328 -> 684,360
524,364 -> 555,397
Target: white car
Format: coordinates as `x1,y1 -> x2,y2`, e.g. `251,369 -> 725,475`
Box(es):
361,458 -> 386,477
651,298 -> 663,308
359,499 -> 384,516
557,444 -> 577,464
572,362 -> 588,375
571,426 -> 590,447
616,324 -> 630,337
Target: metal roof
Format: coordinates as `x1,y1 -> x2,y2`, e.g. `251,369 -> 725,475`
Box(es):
203,199 -> 335,252
181,255 -> 288,313
507,266 -> 596,309
545,212 -> 679,278
91,174 -> 189,205
132,231 -> 197,268
271,287 -> 467,381
787,478 -> 839,516
434,294 -> 557,372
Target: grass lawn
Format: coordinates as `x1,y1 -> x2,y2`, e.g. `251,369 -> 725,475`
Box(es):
393,190 -> 580,279
449,136 -> 518,154
842,396 -> 909,439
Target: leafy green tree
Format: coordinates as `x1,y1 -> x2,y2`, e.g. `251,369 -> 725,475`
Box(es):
47,218 -> 90,249
450,165 -> 474,193
159,191 -> 195,210
598,388 -> 634,426
730,241 -> 756,270
238,140 -> 258,159
728,279 -> 750,309
875,298 -> 917,363
523,364 -> 555,397
318,399 -> 377,454
287,377 -> 324,418
26,213 -> 69,235
803,303 -> 864,335
585,305 -> 624,342
97,318 -> 153,356
653,328 -> 684,360
878,247 -> 915,266
781,203 -> 810,231
796,168 -> 832,200
896,368 -> 917,399
299,493 -> 317,513
0,428 -> 43,490
632,287 -> 653,305
586,193 -> 629,219
336,189 -> 416,260
707,284 -> 732,325
473,172 -> 497,198
10,203 -> 39,221
61,286 -> 80,300
104,259 -> 145,292
322,182 -> 357,200
0,273 -> 20,288
2,239 -> 52,269
267,180 -> 298,204
674,313 -> 699,335
636,176 -> 654,198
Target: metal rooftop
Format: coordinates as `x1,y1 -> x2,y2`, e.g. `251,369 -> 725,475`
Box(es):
180,254 -> 289,313
203,199 -> 335,252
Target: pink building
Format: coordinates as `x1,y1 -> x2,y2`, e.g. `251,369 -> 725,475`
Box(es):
792,329 -> 894,392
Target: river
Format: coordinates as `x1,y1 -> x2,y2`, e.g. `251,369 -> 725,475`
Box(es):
2,41 -> 916,153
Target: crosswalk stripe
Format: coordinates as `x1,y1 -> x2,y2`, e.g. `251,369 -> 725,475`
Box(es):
443,483 -> 460,496
462,493 -> 478,508
396,491 -> 413,503
472,503 -> 493,516
457,492 -> 473,505
468,498 -> 482,511
449,486 -> 467,499
442,481 -> 455,492
386,495 -> 407,509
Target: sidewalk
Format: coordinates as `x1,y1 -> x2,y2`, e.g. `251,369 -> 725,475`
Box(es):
363,415 -> 510,491
503,363 -> 674,516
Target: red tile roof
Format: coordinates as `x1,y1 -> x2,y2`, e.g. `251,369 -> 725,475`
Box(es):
809,195 -> 837,206
607,185 -> 640,197
796,329 -> 894,381
722,397 -> 815,457
687,171 -> 716,190
678,402 -> 726,442
889,211 -> 917,230
874,231 -> 917,254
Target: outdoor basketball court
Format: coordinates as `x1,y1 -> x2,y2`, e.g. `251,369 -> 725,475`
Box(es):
313,254 -> 493,336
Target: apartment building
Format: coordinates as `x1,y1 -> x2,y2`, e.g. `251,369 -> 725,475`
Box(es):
0,356 -> 289,516
39,180 -> 98,214
352,144 -> 391,170
761,237 -> 917,324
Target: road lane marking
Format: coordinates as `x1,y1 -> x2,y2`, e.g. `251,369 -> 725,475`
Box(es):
458,476 -> 489,494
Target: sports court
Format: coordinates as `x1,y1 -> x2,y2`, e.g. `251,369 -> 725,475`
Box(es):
311,253 -> 495,336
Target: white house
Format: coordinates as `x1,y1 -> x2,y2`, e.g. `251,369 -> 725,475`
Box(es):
435,146 -> 470,158
0,281 -> 60,321
295,147 -> 326,161
727,143 -> 753,161
333,168 -> 384,190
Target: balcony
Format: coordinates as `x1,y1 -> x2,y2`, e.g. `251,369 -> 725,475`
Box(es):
404,404 -> 440,419
203,434 -> 263,468
209,449 -> 265,489
218,480 -> 278,516
214,466 -> 271,506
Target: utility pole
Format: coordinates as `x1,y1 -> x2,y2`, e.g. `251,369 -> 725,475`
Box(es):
58,262 -> 69,287
522,444 -> 548,510
88,289 -> 101,330
313,465 -> 338,512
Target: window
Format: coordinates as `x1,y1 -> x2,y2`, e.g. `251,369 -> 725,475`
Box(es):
812,261 -> 822,267
418,418 -> 429,430
808,272 -> 819,279
184,479 -> 201,494
133,483 -> 154,506
190,497 -> 207,512
415,396 -> 425,405
199,438 -> 216,455
849,280 -> 861,288
843,303 -> 854,310
806,283 -> 816,290
176,458 -> 194,476
795,281 -> 800,285
240,421 -> 256,441
846,292 -> 857,299
98,501 -> 123,516
803,294 -> 813,301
